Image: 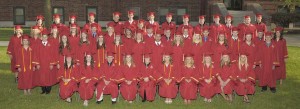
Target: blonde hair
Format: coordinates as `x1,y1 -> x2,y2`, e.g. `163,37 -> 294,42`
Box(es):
184,57 -> 194,66
172,35 -> 184,46
238,55 -> 249,71
192,33 -> 203,46
123,55 -> 135,66
220,55 -> 231,68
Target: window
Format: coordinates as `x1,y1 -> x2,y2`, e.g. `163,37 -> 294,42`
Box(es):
52,7 -> 64,23
86,6 -> 98,23
159,8 -> 169,24
13,7 -> 25,25
129,7 -> 140,20
223,0 -> 243,10
176,8 -> 186,25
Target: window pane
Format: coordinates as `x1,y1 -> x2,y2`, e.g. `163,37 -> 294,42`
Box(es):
177,9 -> 186,16
87,8 -> 97,14
130,7 -> 140,19
15,15 -> 24,24
53,7 -> 64,21
15,8 -> 24,15
159,8 -> 169,16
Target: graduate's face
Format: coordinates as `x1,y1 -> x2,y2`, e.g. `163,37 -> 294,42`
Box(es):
193,34 -> 201,40
91,27 -> 97,32
125,29 -> 132,36
70,28 -> 76,33
199,19 -> 205,24
232,31 -> 238,36
107,27 -> 114,33
183,29 -> 189,35
175,35 -> 181,41
155,34 -> 161,41
89,16 -> 95,22
115,36 -> 121,41
128,14 -> 134,19
22,39 -> 29,45
218,34 -> 225,41
240,55 -> 247,62
258,32 -> 264,38
15,29 -> 22,35
107,56 -> 114,63
204,56 -> 212,63
37,19 -> 43,25
61,35 -> 68,43
98,37 -> 104,43
146,28 -> 153,34
276,31 -> 281,37
41,35 -> 48,41
244,18 -> 251,24
86,55 -> 92,62
185,57 -> 193,64
226,18 -> 231,24
66,57 -> 72,63
32,29 -> 40,35
70,18 -> 75,24
136,33 -> 142,40
166,16 -> 172,22
245,34 -> 252,41
144,58 -> 151,64
113,15 -> 120,22
222,55 -> 230,62
183,18 -> 189,24
203,31 -> 209,36
138,23 -> 144,29
81,33 -> 87,39
52,28 -> 58,34
164,30 -> 171,37
148,15 -> 155,20
163,55 -> 171,62
125,55 -> 132,62
265,36 -> 272,41
214,18 -> 220,23
256,17 -> 262,22
54,18 -> 60,24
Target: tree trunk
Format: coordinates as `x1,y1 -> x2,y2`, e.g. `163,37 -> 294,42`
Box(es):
44,0 -> 51,28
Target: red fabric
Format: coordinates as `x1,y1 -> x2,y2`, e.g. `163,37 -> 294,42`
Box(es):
132,42 -> 146,67
172,44 -> 184,68
106,44 -> 125,66
234,64 -> 255,95
237,23 -> 257,40
215,65 -> 235,94
212,43 -> 229,67
7,35 -> 22,72
157,64 -> 178,98
83,23 -> 102,34
138,64 -> 157,101
209,24 -> 227,42
178,66 -> 199,100
274,39 -> 288,80
57,65 -> 80,99
145,21 -> 159,32
227,38 -> 242,63
119,65 -> 139,101
123,20 -> 137,32
199,64 -> 217,99
161,22 -> 176,34
78,65 -> 97,100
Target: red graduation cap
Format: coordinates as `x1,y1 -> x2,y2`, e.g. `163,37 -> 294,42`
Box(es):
70,24 -> 77,28
91,23 -> 99,28
222,50 -> 231,56
175,31 -> 183,36
31,25 -> 39,29
166,13 -> 173,17
213,14 -> 220,18
244,15 -> 250,19
147,12 -> 155,16
182,14 -> 190,19
113,12 -> 121,16
107,22 -> 115,28
164,26 -> 171,31
232,27 -> 239,31
239,50 -> 249,56
162,46 -> 173,55
89,12 -> 96,17
41,29 -> 49,35
265,31 -> 273,36
69,15 -> 76,20
138,19 -> 145,24
65,51 -> 74,58
226,14 -> 233,19
274,26 -> 284,32
53,14 -> 60,19
128,10 -> 135,15
123,49 -> 134,56
115,32 -> 121,36
51,25 -> 58,29
203,26 -> 210,31
15,25 -> 22,30
194,29 -> 202,34
36,15 -> 45,20
203,51 -> 214,57
184,53 -> 194,58
218,30 -> 226,35
155,29 -> 164,35
22,34 -> 30,40
60,31 -> 69,37
85,51 -> 93,56
257,26 -> 265,32
256,13 -> 262,18
199,15 -> 205,19
106,50 -> 116,57
146,25 -> 154,29
244,30 -> 253,36
143,48 -> 152,58
136,29 -> 145,34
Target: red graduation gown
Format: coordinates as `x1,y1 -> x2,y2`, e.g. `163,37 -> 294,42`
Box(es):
178,66 -> 199,100
157,64 -> 178,98
274,39 -> 288,80
15,47 -> 35,89
149,41 -> 166,68
68,35 -> 80,52
95,63 -> 119,99
172,44 -> 184,68
227,38 -> 242,63
237,23 -> 257,39
34,41 -> 57,86
138,64 -> 157,101
145,21 -> 159,32
215,65 -> 235,94
209,23 -> 227,42
161,22 -> 176,33
83,22 -> 102,33
7,35 -> 22,72
259,42 -> 279,88
75,42 -> 94,65
234,64 -> 255,95
119,64 -> 139,101
199,64 -> 217,99
57,65 -> 80,100
212,43 -> 229,67
132,41 -> 146,67
78,65 -> 97,100
124,20 -> 137,31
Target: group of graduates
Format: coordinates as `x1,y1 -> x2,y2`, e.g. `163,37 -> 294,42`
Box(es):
7,10 -> 288,106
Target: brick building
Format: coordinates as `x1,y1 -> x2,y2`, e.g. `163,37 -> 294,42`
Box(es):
0,0 -> 291,27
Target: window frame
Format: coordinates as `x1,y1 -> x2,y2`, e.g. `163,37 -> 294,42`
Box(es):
86,6 -> 98,23
52,6 -> 65,24
13,6 -> 25,25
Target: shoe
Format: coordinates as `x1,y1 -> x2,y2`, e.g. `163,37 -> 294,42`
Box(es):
261,86 -> 267,92
15,77 -> 18,83
112,101 -> 117,104
270,87 -> 276,93
96,100 -> 103,104
40,87 -> 46,94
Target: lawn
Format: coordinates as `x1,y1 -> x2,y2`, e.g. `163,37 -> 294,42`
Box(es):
0,46 -> 299,109
0,28 -> 31,41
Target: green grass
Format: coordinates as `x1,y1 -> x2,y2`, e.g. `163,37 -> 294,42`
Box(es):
0,28 -> 31,41
0,46 -> 300,109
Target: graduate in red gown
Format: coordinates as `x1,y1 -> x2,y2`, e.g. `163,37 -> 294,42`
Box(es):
90,23 -> 102,43
157,49 -> 178,104
149,30 -> 166,68
238,15 -> 257,40
15,35 -> 35,94
48,27 -> 60,79
172,32 -> 184,68
178,14 -> 193,36
137,19 -> 146,32
273,27 -> 288,84
182,25 -> 193,44
144,25 -> 155,44
138,50 -> 157,102
119,50 -> 139,103
227,27 -> 242,63
124,10 -> 137,32
210,14 -> 226,42
178,53 -> 199,104
94,34 -> 106,69
123,25 -> 135,49
104,23 -> 116,47
57,52 -> 79,103
161,13 -> 176,34
34,31 -> 57,94
188,30 -> 204,67
95,51 -> 119,104
201,26 -> 213,52
78,52 -> 98,106
254,13 -> 267,33
35,15 -> 46,32
51,14 -> 67,33
212,31 -> 230,67
68,24 -> 80,52
259,31 -> 279,93
83,12 -> 102,34
235,51 -> 255,103
225,14 -> 234,39
132,30 -> 146,68
194,15 -> 207,33
107,11 -> 123,34
68,15 -> 81,34
162,27 -> 174,46
145,12 -> 159,32
107,32 -> 125,66
7,25 -> 23,82
76,30 -> 95,65
215,51 -> 235,102
30,26 -> 42,62
56,32 -> 72,72
199,51 -> 217,103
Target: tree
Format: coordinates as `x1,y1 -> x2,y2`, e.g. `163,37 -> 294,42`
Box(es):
44,0 -> 51,28
279,0 -> 300,13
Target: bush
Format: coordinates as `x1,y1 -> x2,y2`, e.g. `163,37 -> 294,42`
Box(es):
271,13 -> 300,27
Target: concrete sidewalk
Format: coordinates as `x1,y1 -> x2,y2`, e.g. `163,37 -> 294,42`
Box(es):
0,34 -> 299,47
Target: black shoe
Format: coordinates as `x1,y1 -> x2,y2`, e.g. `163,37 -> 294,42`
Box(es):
112,101 -> 117,104
261,86 -> 267,92
15,77 -> 18,83
41,87 -> 46,94
46,86 -> 52,94
142,90 -> 146,102
96,100 -> 103,104
270,87 -> 276,93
